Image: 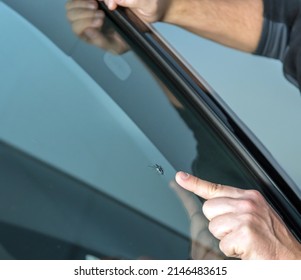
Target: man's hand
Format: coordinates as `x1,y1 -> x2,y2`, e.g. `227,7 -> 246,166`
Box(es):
103,0 -> 264,53
175,171 -> 301,260
101,0 -> 174,23
170,180 -> 224,259
66,0 -> 128,53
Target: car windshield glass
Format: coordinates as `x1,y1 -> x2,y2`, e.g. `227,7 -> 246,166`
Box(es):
0,2 -> 292,260
156,17 -> 301,190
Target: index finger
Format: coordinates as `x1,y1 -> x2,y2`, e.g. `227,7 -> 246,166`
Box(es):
175,171 -> 245,200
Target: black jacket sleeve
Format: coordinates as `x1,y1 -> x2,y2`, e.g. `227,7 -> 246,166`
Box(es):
254,0 -> 301,89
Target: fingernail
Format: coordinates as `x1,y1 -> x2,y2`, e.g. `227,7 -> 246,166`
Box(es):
178,171 -> 190,180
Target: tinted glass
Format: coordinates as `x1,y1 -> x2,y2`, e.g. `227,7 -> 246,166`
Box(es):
156,21 -> 301,189
0,2 -> 276,259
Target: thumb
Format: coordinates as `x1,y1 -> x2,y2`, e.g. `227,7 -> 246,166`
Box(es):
113,0 -> 148,9
104,0 -> 147,10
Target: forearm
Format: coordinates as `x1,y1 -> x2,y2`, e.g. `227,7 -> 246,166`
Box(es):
163,0 -> 264,53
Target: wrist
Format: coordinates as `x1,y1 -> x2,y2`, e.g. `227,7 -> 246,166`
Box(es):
161,0 -> 187,24
161,0 -> 208,37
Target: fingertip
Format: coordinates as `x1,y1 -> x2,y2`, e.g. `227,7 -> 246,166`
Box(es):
107,0 -> 118,10
175,171 -> 190,184
175,172 -> 204,196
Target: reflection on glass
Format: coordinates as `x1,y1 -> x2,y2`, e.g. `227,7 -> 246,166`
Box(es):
69,9 -> 262,259
1,4 -> 265,260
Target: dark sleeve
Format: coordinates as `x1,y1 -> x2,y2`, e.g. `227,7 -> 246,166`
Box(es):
254,0 -> 301,89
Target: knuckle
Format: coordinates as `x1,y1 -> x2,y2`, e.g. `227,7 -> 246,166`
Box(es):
190,175 -> 199,188
246,189 -> 263,201
239,225 -> 255,247
207,182 -> 221,197
219,240 -> 234,258
219,219 -> 257,259
238,217 -> 258,244
241,213 -> 257,227
190,176 -> 203,195
239,199 -> 257,213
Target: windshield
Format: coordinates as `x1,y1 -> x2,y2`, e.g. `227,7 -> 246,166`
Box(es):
0,1 -> 296,259
156,18 -> 301,190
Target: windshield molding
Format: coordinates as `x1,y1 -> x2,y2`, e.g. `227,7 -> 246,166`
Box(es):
98,2 -> 301,239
